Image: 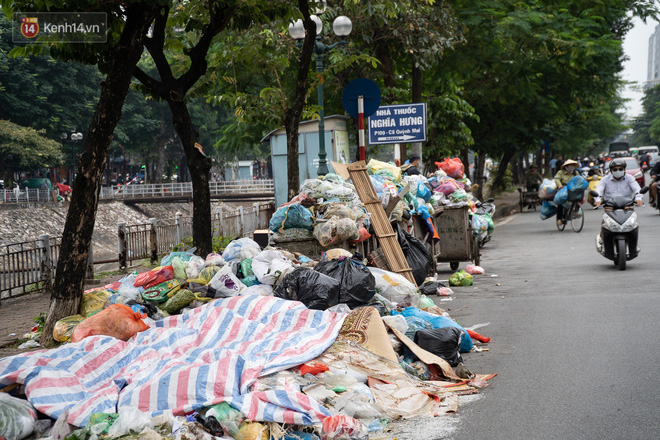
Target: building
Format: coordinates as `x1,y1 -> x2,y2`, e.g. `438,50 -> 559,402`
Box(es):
646,24 -> 660,90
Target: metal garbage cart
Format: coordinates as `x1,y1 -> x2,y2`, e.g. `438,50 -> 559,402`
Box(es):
414,204 -> 479,271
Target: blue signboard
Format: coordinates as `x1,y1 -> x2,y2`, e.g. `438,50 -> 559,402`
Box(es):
367,103 -> 427,145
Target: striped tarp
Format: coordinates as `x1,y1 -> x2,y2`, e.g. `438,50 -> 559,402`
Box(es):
0,295 -> 345,427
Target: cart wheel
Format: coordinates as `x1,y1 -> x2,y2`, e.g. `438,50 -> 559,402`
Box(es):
450,262 -> 459,270
473,236 -> 481,266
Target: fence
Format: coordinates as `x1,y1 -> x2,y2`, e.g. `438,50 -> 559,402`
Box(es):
0,180 -> 274,206
99,180 -> 274,200
0,202 -> 275,302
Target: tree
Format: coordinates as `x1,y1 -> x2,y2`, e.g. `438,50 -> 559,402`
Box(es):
632,84 -> 660,146
3,0 -> 166,346
0,14 -> 100,146
439,0 -> 657,196
132,1 -> 248,255
0,119 -> 62,182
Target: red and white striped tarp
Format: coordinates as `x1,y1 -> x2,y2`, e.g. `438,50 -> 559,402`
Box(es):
0,295 -> 345,427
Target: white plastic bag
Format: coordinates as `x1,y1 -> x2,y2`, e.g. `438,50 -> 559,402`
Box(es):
185,256 -> 206,279
244,284 -> 274,296
0,394 -> 37,440
251,250 -> 293,286
204,252 -> 226,267
222,238 -> 261,262
117,274 -> 140,301
107,406 -> 153,437
381,314 -> 409,334
208,265 -> 246,297
368,267 -> 421,307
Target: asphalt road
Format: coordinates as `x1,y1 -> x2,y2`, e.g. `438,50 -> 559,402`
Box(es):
438,192 -> 660,440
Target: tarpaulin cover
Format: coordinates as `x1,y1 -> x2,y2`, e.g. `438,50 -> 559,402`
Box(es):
0,295 -> 345,428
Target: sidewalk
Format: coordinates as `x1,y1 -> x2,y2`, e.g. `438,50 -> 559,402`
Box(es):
491,189 -> 523,221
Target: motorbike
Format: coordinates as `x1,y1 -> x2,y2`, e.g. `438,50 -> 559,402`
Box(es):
591,187 -> 648,271
471,197 -> 496,247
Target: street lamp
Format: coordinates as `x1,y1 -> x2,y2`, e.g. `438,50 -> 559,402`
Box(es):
289,14 -> 352,176
61,131 -> 83,184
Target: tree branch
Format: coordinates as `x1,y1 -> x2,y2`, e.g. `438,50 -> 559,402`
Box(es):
178,1 -> 237,93
144,6 -> 176,85
133,67 -> 169,99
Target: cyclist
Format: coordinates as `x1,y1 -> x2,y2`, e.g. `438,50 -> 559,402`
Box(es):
593,158 -> 642,209
554,159 -> 580,227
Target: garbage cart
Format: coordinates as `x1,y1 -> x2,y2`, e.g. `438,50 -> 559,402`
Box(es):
418,205 -> 479,270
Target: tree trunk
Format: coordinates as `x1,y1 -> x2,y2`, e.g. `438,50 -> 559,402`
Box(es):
154,109 -> 169,184
460,147 -> 470,183
284,0 -> 315,199
410,65 -> 423,168
42,4 -> 158,347
512,153 -> 521,185
475,153 -> 486,200
169,98 -> 213,256
488,150 -> 515,197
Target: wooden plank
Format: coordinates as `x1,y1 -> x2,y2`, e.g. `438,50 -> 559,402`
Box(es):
347,161 -> 417,286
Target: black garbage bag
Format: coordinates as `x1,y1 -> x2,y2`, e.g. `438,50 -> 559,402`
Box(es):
314,255 -> 376,308
393,223 -> 431,286
414,327 -> 463,367
274,267 -> 340,310
419,280 -> 446,296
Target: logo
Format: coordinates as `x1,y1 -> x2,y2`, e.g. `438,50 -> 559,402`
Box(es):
20,17 -> 39,39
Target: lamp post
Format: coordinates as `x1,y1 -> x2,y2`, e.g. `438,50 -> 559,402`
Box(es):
61,131 -> 83,184
289,14 -> 352,176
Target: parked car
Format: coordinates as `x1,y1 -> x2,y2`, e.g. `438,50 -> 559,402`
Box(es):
617,156 -> 645,187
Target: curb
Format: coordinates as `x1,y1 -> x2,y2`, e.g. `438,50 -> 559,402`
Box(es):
492,203 -> 519,222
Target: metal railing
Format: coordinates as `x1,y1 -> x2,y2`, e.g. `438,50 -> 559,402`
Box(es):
0,180 -> 274,206
0,202 -> 275,302
1,188 -> 59,204
99,180 -> 274,200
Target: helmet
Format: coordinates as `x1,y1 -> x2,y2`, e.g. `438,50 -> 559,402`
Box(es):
609,158 -> 626,170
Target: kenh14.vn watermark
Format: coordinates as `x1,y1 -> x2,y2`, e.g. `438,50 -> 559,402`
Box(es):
13,12 -> 107,43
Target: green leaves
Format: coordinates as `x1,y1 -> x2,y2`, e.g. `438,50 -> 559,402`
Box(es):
0,119 -> 63,169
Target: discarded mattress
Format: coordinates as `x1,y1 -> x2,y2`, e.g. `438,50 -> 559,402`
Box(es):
0,295 -> 345,427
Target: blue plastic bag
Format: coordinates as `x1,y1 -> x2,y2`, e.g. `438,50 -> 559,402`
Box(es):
392,307 -> 473,353
417,182 -> 431,202
567,175 -> 587,201
540,200 -> 557,220
269,204 -> 315,232
160,248 -> 197,266
567,175 -> 588,192
553,186 -> 568,206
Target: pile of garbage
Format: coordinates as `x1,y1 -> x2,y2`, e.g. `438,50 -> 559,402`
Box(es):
0,237 -> 494,440
537,175 -> 589,220
268,157 -> 489,252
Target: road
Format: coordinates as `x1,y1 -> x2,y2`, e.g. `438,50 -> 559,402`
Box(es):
441,194 -> 660,440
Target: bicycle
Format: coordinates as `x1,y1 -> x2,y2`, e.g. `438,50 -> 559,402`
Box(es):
556,195 -> 585,232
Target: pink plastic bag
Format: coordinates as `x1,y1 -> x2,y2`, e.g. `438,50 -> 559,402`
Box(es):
71,304 -> 149,342
322,415 -> 367,440
465,265 -> 485,275
435,158 -> 465,178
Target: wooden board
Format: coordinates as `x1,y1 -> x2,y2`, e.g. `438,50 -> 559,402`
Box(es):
347,161 -> 417,285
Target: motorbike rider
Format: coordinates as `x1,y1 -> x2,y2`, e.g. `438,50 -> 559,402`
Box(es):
593,158 -> 643,209
649,159 -> 660,207
554,159 -> 580,227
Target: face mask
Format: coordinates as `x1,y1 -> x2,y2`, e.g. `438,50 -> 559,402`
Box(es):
566,166 -> 575,173
612,170 -> 625,179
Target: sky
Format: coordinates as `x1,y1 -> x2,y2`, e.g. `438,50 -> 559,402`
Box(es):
621,16 -> 660,120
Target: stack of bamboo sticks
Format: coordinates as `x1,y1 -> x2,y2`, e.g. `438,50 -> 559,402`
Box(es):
348,161 -> 417,286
